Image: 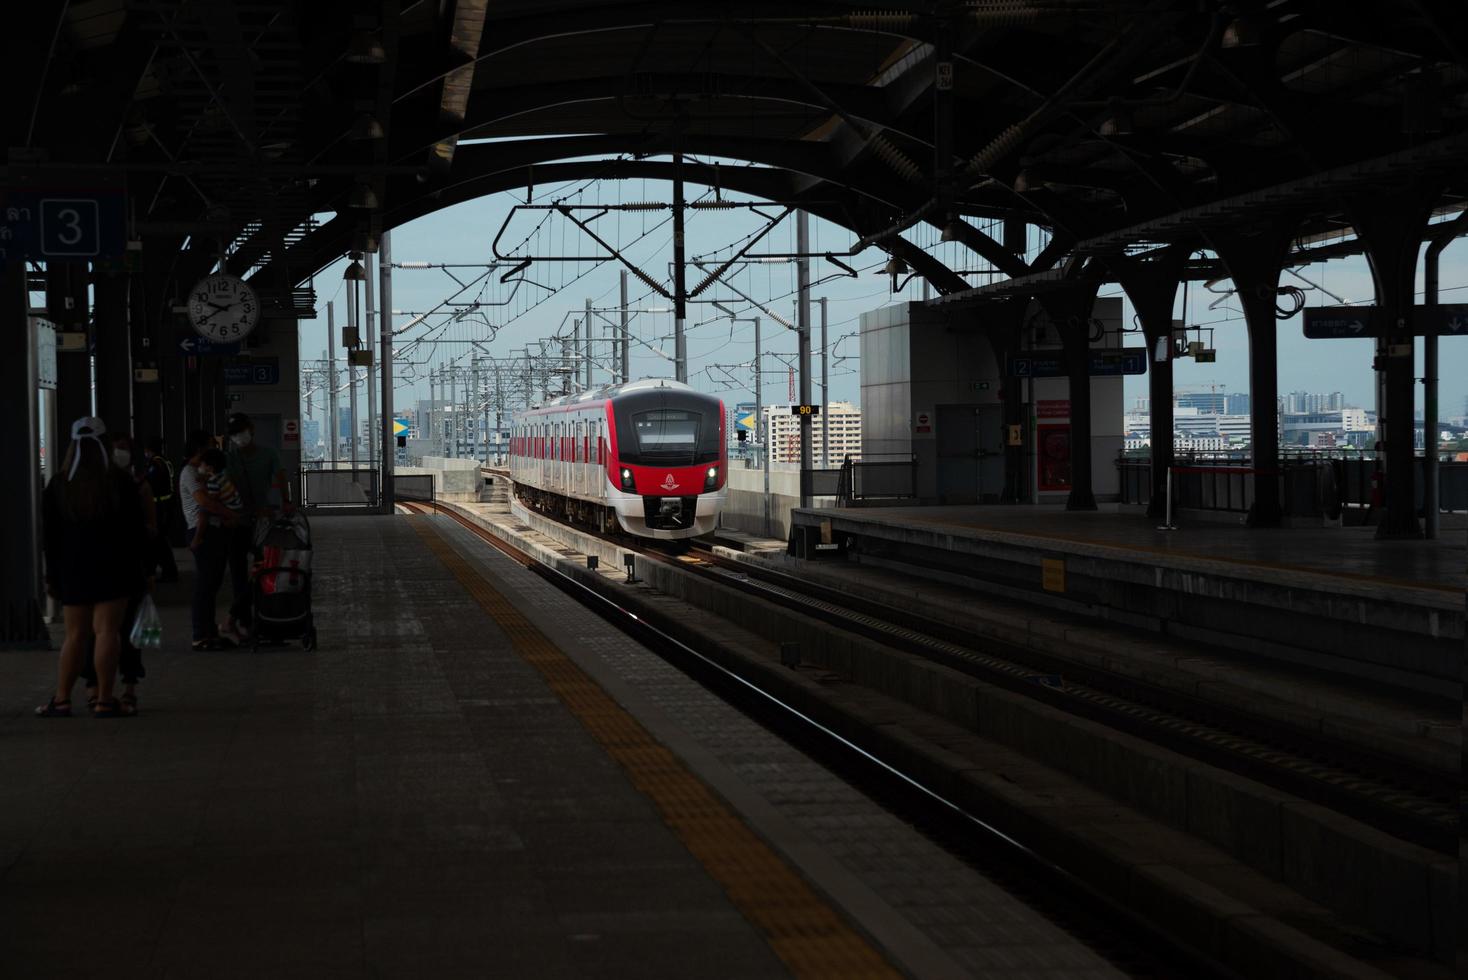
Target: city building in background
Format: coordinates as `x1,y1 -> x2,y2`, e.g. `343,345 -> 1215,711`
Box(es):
763,401 -> 861,465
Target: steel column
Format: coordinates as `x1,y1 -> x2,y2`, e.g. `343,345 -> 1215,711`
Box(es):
584,297 -> 594,390
1352,191 -> 1438,539
379,230 -> 395,511
797,211 -> 812,508
1110,247 -> 1189,520
48,262 -> 92,429
1,259 -> 46,645
326,302 -> 339,466
1422,212 -> 1468,539
1040,284 -> 1102,511
673,152 -> 688,383
619,270 -> 630,383
1211,225 -> 1296,528
364,255 -> 378,473
819,297 -> 828,468
93,266 -> 132,435
346,277 -> 359,472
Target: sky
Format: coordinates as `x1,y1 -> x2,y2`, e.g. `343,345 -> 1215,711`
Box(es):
293,165 -> 1468,424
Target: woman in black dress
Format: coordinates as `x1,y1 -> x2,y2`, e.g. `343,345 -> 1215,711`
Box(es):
35,417 -> 149,719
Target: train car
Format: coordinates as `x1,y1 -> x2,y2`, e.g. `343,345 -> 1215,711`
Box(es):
509,378 -> 727,539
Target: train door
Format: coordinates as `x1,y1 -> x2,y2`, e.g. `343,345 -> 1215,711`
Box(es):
578,419 -> 590,498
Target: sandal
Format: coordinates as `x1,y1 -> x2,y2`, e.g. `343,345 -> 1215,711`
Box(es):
92,698 -> 129,719
34,697 -> 71,718
192,636 -> 234,651
119,694 -> 139,717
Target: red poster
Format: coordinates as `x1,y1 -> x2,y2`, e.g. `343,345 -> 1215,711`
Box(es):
1037,399 -> 1070,419
1038,424 -> 1071,491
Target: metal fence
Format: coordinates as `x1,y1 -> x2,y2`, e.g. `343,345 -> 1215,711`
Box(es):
801,468 -> 844,499
394,474 -> 435,506
300,468 -> 379,510
1118,456 -> 1468,516
838,454 -> 918,505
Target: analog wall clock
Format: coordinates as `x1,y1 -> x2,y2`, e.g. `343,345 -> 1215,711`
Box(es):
187,272 -> 260,342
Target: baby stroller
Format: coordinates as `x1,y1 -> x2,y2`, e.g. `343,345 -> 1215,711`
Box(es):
250,510 -> 317,650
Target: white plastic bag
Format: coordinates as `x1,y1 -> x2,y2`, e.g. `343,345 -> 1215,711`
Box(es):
128,595 -> 163,650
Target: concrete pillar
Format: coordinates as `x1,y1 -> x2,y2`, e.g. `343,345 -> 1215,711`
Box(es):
1211,224 -> 1296,528
1350,190 -> 1439,539
92,265 -> 132,436
1111,247 -> 1189,519
1,258 -> 46,645
1040,283 -> 1102,511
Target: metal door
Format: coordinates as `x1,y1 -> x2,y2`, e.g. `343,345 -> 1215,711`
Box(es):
936,404 -> 1004,503
936,405 -> 979,503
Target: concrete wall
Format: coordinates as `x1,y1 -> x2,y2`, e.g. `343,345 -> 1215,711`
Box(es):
721,464 -> 838,539
859,297 -> 1125,504
396,462 -> 480,501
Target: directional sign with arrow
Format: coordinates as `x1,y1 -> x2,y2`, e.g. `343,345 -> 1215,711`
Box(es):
179,336 -> 242,356
1303,304 -> 1467,338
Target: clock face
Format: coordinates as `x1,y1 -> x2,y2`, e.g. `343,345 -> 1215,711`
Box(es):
188,274 -> 260,342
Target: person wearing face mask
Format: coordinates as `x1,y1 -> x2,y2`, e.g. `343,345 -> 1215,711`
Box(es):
35,418 -> 149,719
222,413 -> 289,643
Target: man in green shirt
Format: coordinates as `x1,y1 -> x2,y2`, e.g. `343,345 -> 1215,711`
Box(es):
223,412 -> 291,642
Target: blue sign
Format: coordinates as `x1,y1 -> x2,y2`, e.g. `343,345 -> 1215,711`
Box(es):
734,402 -> 758,432
1303,304 -> 1467,338
1006,350 -> 1148,378
179,336 -> 242,356
0,190 -> 127,263
223,357 -> 280,386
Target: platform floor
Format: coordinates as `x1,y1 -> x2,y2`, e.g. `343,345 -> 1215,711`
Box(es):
1,515 -> 1126,979
798,504 -> 1466,592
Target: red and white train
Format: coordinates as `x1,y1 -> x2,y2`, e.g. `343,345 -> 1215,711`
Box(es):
508,378 -> 727,539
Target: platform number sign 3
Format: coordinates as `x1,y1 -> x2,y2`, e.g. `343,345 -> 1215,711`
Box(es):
188,273 -> 260,342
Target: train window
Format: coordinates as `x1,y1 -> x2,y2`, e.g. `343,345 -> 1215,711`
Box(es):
633,410 -> 700,457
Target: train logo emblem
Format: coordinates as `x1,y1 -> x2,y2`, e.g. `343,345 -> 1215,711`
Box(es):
660,473 -> 680,491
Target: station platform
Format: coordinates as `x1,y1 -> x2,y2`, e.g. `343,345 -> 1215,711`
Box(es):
789,505 -> 1464,700
1,514 -> 1130,980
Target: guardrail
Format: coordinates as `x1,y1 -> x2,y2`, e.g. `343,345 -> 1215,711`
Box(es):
837,454 -> 918,506
300,468 -> 379,510
394,473 -> 435,507
1118,456 -> 1467,517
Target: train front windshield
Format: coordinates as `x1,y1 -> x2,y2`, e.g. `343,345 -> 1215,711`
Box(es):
615,393 -> 721,467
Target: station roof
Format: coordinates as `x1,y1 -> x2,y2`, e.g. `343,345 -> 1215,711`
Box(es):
6,0 -> 1466,307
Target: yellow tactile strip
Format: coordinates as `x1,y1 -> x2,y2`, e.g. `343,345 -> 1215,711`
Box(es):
409,517 -> 902,980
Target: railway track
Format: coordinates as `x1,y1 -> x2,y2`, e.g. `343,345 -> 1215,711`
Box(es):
399,500 -> 1227,979
670,539 -> 1457,855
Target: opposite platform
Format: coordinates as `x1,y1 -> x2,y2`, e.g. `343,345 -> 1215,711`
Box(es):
789,505 -> 1463,698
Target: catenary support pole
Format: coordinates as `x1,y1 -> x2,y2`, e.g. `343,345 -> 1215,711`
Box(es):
819,296 -> 828,467
673,151 -> 688,383
585,297 -> 593,390
797,210 -> 812,508
379,230 -> 395,512
619,270 -> 630,383
326,302 -> 339,467
755,316 -> 769,537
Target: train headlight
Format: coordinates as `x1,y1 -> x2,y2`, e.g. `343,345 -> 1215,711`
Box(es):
704,466 -> 718,490
620,467 -> 634,490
